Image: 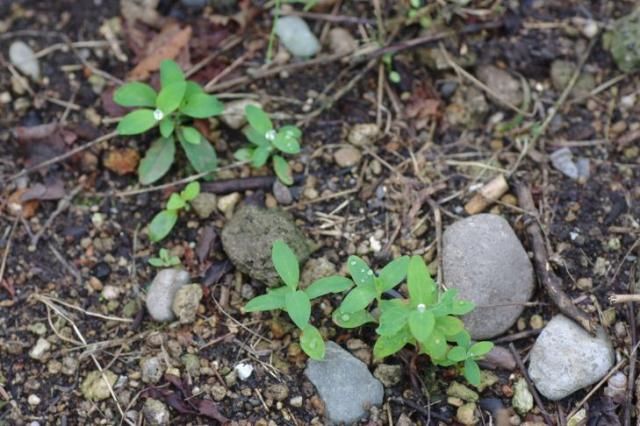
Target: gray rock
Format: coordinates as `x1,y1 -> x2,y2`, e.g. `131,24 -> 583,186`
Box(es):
221,205 -> 312,286
145,269 -> 190,322
305,341 -> 383,424
9,41 -> 40,80
143,398 -> 170,425
476,65 -> 523,107
444,86 -> 489,130
272,180 -> 293,205
549,60 -> 596,98
511,378 -> 533,415
81,370 -> 117,401
328,27 -> 357,55
275,16 -> 320,58
141,356 -> 165,384
373,364 -> 403,387
191,193 -> 217,219
528,315 -> 614,401
171,284 -> 203,324
442,214 -> 534,339
29,338 -> 51,361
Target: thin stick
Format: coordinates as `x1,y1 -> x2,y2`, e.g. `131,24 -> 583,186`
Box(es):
6,130 -> 118,182
514,181 -> 594,334
0,217 -> 19,294
610,294 -> 640,304
509,343 -> 555,425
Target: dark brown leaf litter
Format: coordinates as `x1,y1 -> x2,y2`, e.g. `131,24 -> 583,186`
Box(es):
0,0 -> 639,425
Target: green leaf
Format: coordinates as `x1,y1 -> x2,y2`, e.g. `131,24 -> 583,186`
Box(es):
251,145 -> 271,167
469,341 -> 494,358
273,130 -> 301,154
156,81 -> 187,114
285,290 -> 310,329
436,316 -> 464,337
378,256 -> 410,291
447,346 -> 468,362
422,329 -> 447,360
245,127 -> 270,146
451,299 -> 475,315
244,287 -> 289,312
408,309 -> 435,343
300,324 -> 325,360
159,118 -> 175,137
347,256 -> 375,288
138,136 -> 175,185
272,240 -> 299,289
431,289 -> 458,316
280,125 -> 302,139
148,258 -> 164,267
166,193 -> 186,210
113,82 -> 157,107
117,109 -> 157,135
332,308 -> 375,328
452,330 -> 471,348
339,286 -> 376,313
160,59 -> 185,87
407,255 -> 437,306
180,181 -> 200,201
304,276 -> 353,299
234,147 -> 253,161
377,304 -> 411,337
373,327 -> 411,360
273,155 -> 293,185
179,136 -> 217,174
245,104 -> 273,134
180,126 -> 202,145
148,210 -> 178,242
181,93 -> 224,118
464,359 -> 481,387
184,81 -> 204,99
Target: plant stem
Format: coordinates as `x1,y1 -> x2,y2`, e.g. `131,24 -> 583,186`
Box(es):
266,0 -> 282,64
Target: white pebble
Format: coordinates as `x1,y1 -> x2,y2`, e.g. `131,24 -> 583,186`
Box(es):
234,362 -> 254,381
9,41 -> 40,80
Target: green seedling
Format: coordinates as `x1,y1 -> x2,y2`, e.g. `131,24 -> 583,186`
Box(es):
148,181 -> 200,242
332,255 -> 492,387
438,330 -> 494,386
244,240 -> 353,360
234,105 -> 301,185
148,248 -> 181,267
113,60 -> 223,184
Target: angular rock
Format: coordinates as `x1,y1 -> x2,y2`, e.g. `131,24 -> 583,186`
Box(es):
221,205 -> 312,286
191,193 -> 217,219
143,398 -> 170,425
145,269 -> 190,322
373,364 -> 403,387
305,341 -> 383,424
528,315 -> 614,401
29,338 -> 51,361
511,378 -> 533,415
328,27 -> 357,55
607,9 -> 640,72
348,123 -> 379,146
476,64 -> 523,107
141,356 -> 165,384
171,284 -> 203,324
275,16 -> 320,58
444,86 -> 489,130
81,370 -> 117,401
442,214 -> 534,339
9,41 -> 40,80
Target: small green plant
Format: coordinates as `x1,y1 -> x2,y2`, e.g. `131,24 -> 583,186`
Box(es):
148,248 -> 181,267
113,60 -> 223,184
148,181 -> 200,242
332,255 -> 493,387
234,105 -> 301,186
244,240 -> 353,360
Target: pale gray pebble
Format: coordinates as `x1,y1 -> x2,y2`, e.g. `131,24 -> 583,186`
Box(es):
143,398 -> 170,425
528,315 -> 614,401
442,214 -> 534,339
272,180 -> 293,205
145,269 -> 190,322
9,41 -> 40,80
275,16 -> 320,58
171,284 -> 203,324
305,341 -> 383,425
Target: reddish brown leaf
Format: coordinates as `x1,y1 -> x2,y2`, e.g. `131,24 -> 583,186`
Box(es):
21,180 -> 66,202
128,24 -> 192,80
103,148 -> 140,175
7,189 -> 38,218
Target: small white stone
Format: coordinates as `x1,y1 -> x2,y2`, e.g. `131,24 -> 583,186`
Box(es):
234,362 -> 254,381
369,236 -> 382,252
9,41 -> 40,80
28,394 -> 41,406
101,285 -> 120,300
29,338 -> 51,361
275,16 -> 320,58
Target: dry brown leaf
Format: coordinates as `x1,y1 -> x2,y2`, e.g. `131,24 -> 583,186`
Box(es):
104,148 -> 140,175
7,189 -> 39,218
128,24 -> 192,80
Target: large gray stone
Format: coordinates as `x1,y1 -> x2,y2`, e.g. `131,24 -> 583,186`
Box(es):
305,342 -> 383,425
221,205 -> 312,286
528,315 -> 614,401
145,269 -> 190,322
442,214 -> 534,339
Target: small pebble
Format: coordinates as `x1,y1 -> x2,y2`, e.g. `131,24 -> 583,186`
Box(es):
234,362 -> 254,381
290,396 -> 303,407
217,193 -> 241,218
145,269 -> 190,322
27,394 -> 41,406
348,123 -> 379,146
191,193 -> 217,219
29,338 -> 51,361
275,16 -> 320,57
273,180 -> 293,205
102,285 -> 120,300
171,284 -> 203,324
334,146 -> 362,167
9,41 -> 40,80
328,27 -> 357,55
529,315 -> 544,329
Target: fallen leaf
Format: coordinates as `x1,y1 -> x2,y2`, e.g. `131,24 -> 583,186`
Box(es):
196,226 -> 217,262
104,148 -> 140,175
21,179 -> 66,201
128,24 -> 192,80
7,189 -> 39,218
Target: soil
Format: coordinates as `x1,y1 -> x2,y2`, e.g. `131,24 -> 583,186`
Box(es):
0,0 -> 639,425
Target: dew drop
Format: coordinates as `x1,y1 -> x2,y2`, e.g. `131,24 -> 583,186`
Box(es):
265,129 -> 277,141
153,109 -> 164,121
417,303 -> 426,313
341,314 -> 350,321
367,270 -> 373,276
